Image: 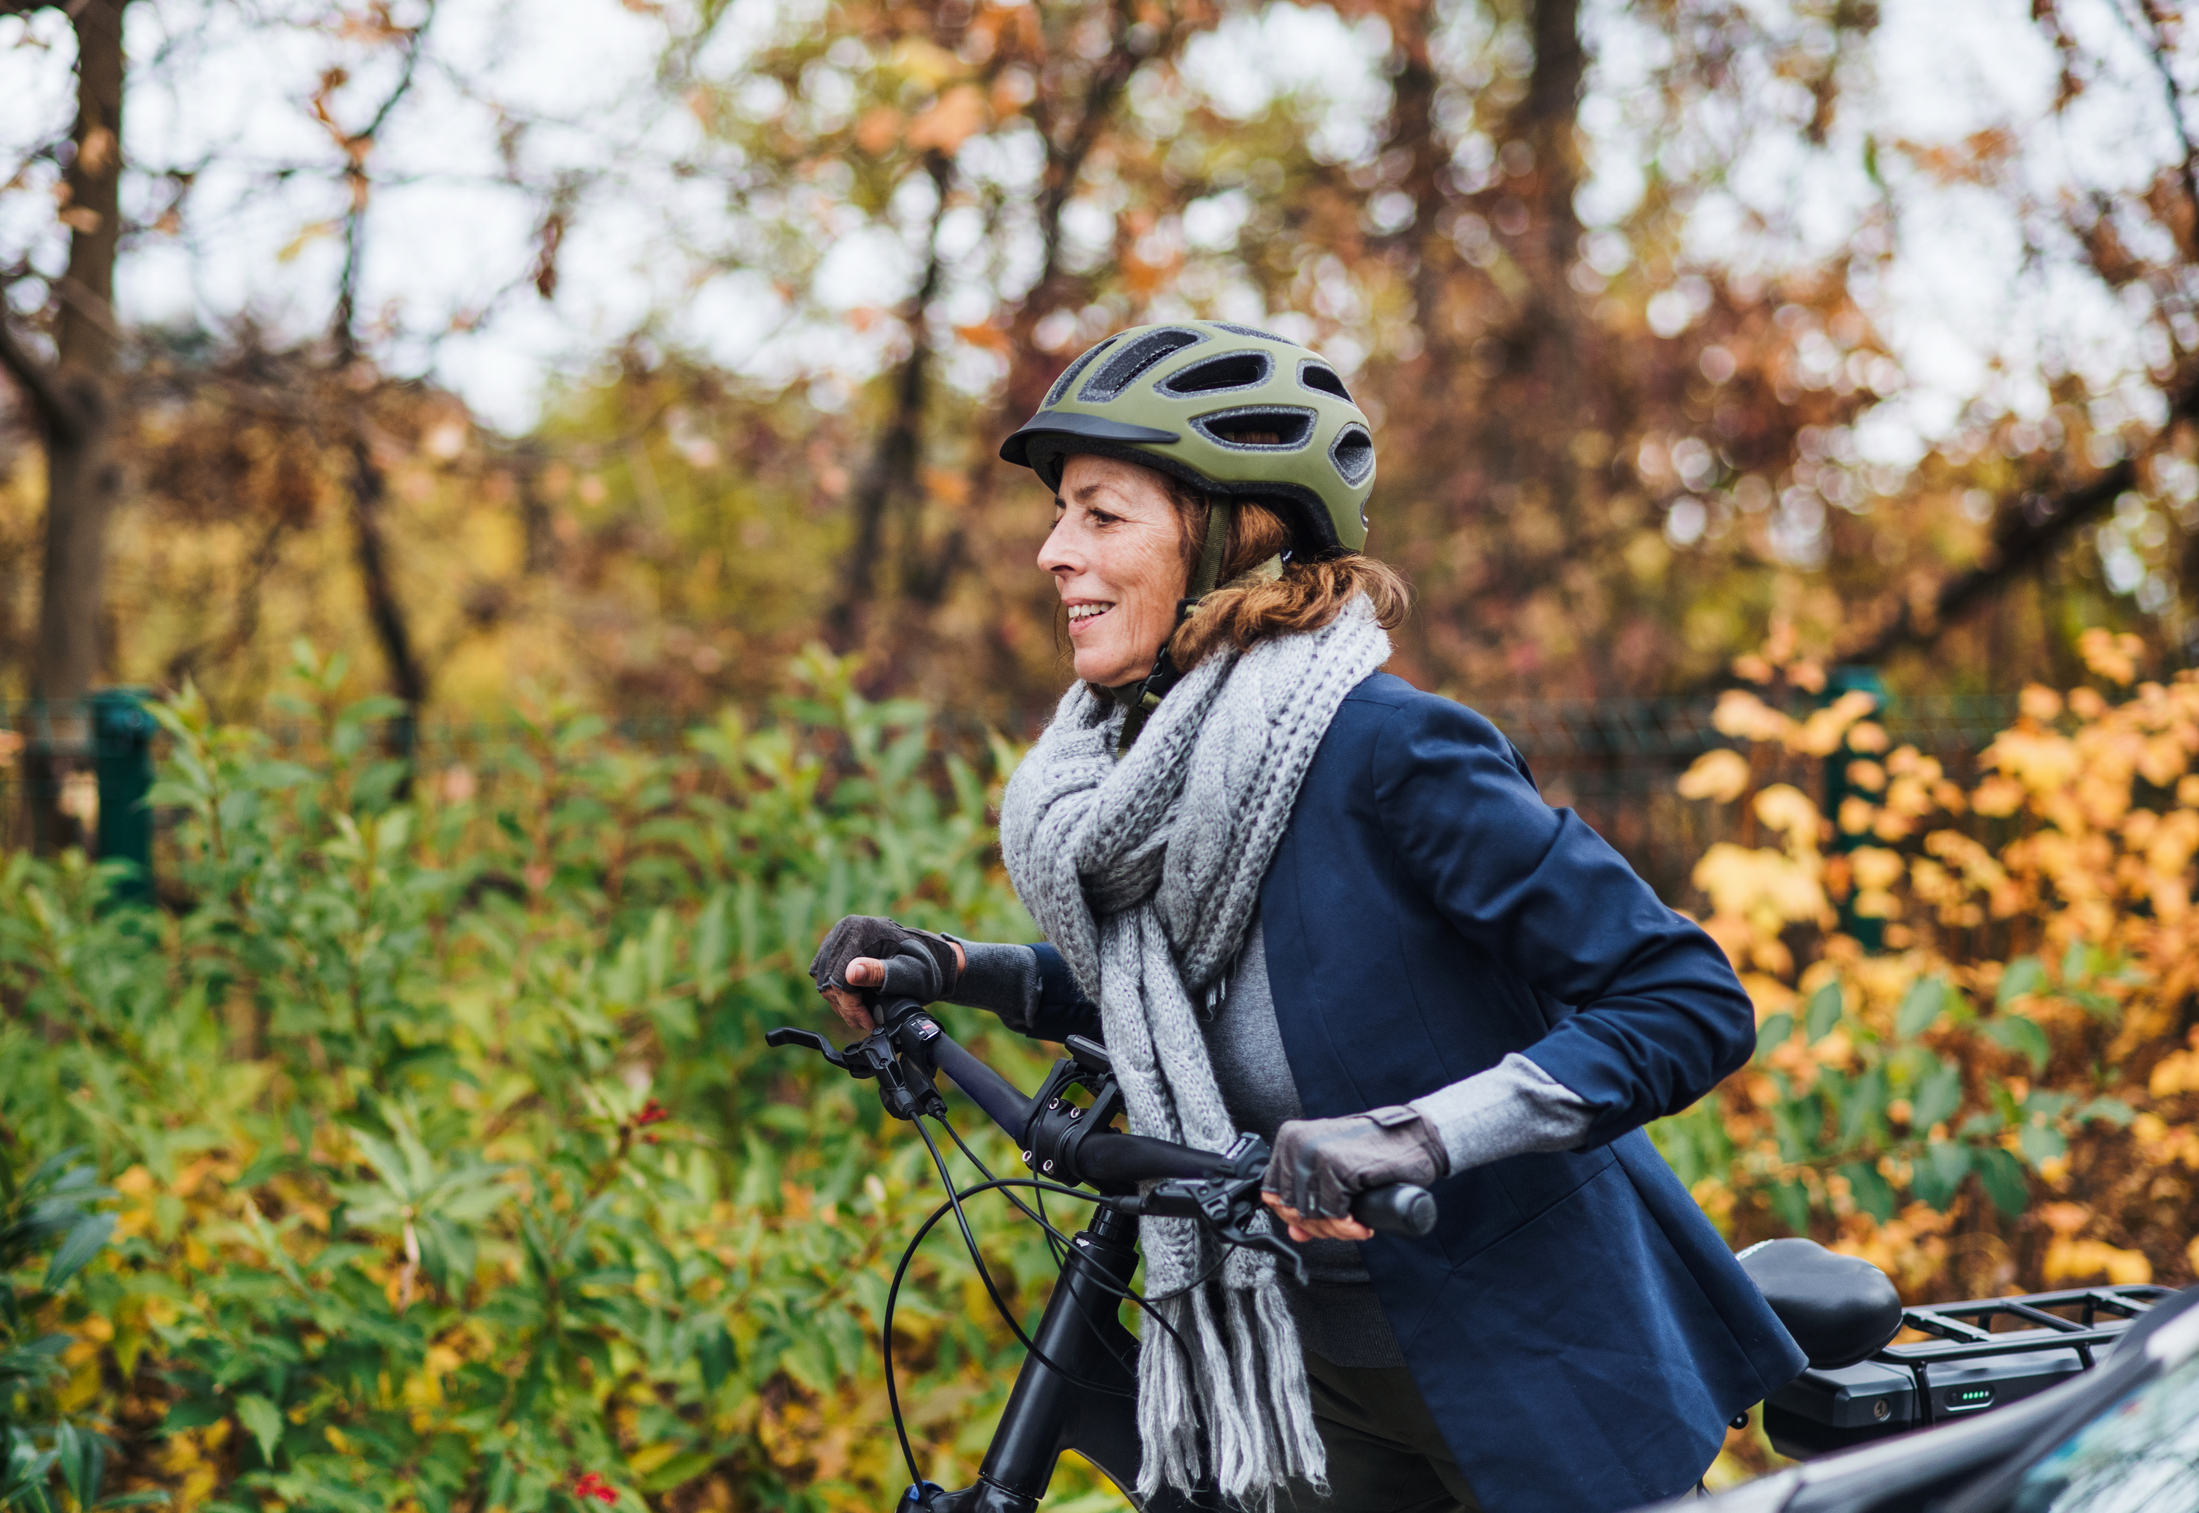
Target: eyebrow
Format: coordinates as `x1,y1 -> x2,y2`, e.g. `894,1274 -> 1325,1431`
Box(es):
1060,480 -> 1123,506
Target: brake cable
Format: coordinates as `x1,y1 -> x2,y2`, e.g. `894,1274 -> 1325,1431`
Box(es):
927,1114 -> 1220,1388
882,1153 -> 1225,1496
939,1116 -> 1068,1268
913,1118 -> 1141,1399
916,1116 -> 1235,1392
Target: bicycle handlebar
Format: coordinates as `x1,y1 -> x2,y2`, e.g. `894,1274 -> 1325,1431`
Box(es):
913,1022 -> 1036,1137
770,957 -> 1438,1242
912,1013 -> 1438,1241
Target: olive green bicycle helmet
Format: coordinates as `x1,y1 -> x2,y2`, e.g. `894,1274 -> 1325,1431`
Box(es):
999,320 -> 1377,559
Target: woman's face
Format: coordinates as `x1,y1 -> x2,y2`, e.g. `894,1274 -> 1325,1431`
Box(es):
1037,454 -> 1189,688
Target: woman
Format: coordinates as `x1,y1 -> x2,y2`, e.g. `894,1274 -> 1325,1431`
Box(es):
810,321 -> 1804,1513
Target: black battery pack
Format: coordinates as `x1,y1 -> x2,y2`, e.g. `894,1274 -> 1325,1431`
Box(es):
1761,1283 -> 2170,1460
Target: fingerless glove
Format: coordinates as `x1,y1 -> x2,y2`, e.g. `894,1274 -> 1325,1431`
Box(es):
1264,1106 -> 1449,1220
808,915 -> 962,998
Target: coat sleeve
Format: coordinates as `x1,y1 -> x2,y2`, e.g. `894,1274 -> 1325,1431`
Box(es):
1024,942 -> 1106,1044
1370,694 -> 1757,1146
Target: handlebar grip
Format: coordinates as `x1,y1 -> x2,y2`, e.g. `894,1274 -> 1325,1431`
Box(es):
1076,1131 -> 1234,1185
919,1028 -> 1036,1138
1351,1184 -> 1437,1237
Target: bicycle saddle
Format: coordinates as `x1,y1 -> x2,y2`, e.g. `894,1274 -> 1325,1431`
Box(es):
1738,1237 -> 1904,1369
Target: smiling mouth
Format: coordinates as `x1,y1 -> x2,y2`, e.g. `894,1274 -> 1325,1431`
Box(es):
1067,603 -> 1114,626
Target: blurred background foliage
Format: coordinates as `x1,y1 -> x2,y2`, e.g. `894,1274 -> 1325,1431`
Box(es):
0,650 -> 2194,1511
0,648 -> 1117,1513
8,0 -> 2199,1507
6,0 -> 2199,725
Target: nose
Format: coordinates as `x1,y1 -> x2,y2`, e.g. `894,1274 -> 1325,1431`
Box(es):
1037,513 -> 1077,578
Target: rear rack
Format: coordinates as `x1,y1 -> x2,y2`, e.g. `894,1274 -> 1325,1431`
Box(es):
1883,1285 -> 2173,1426
1765,1283 -> 2174,1458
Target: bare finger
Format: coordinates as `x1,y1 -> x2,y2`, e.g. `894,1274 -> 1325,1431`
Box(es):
820,985 -> 875,1035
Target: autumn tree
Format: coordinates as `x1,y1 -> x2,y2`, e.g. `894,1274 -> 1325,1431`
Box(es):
0,0 -> 129,847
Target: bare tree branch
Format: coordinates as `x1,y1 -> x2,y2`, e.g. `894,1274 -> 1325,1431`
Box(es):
2125,0 -> 2199,255
828,150 -> 955,643
1839,379 -> 2199,667
331,1 -> 439,359
0,307 -> 76,442
1029,0 -> 1142,301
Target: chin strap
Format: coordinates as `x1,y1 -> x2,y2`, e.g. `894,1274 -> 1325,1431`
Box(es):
1111,501 -> 1284,754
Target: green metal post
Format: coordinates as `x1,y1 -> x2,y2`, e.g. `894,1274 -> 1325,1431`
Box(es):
91,688 -> 156,907
1822,665 -> 1888,951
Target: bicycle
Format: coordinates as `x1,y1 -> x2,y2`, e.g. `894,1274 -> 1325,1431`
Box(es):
767,943 -> 1438,1512
770,945 -> 1938,1512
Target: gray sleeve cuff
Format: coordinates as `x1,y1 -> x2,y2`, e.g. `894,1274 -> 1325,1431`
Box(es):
1408,1052 -> 1596,1173
943,939 -> 1043,1032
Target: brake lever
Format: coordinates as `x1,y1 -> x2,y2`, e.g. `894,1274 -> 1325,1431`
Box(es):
764,1021 -> 947,1123
1125,1177 -> 1308,1286
1121,1134 -> 1308,1286
1212,1206 -> 1309,1287
764,1026 -> 855,1070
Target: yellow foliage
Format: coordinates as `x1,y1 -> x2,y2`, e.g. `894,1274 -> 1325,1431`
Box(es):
1838,796 -> 1874,834
1752,784 -> 1821,848
2149,1031 -> 2199,1098
2130,1113 -> 2199,1167
1712,690 -> 1793,744
1677,749 -> 1753,803
2077,627 -> 2146,686
1740,974 -> 1797,1021
1692,844 -> 1827,937
1844,759 -> 1888,794
1793,691 -> 1880,756
1850,847 -> 1904,891
1984,728 -> 2078,794
1831,1205 -> 1953,1295
1680,663 -> 2199,1300
2044,1237 -> 2153,1286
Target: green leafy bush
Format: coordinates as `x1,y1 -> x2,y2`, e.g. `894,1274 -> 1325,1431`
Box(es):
1,1149 -> 132,1513
0,647 -> 1105,1513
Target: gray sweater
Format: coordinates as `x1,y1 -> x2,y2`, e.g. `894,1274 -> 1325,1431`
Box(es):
949,925 -> 1594,1367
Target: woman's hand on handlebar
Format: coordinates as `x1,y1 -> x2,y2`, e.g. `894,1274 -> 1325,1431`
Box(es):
1262,1106 -> 1449,1244
1261,1196 -> 1373,1244
821,951 -> 967,1036
822,959 -> 890,1036
808,915 -> 967,1037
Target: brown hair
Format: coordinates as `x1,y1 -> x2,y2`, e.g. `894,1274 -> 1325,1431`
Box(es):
1159,476 -> 1411,669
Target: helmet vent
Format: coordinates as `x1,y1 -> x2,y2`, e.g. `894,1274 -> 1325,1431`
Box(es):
1194,406 -> 1317,450
1211,321 -> 1292,344
1044,336 -> 1118,408
1079,328 -> 1205,402
1330,423 -> 1375,486
1299,363 -> 1353,402
1160,352 -> 1272,395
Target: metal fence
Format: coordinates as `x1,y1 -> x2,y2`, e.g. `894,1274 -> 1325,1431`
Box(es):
0,692 -> 2022,906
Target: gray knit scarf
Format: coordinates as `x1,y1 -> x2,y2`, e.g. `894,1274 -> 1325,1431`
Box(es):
998,595 -> 1391,1505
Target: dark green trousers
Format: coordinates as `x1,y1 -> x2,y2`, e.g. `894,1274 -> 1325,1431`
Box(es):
1277,1352 -> 1482,1513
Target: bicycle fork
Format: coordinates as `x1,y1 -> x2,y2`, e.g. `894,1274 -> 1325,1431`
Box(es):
898,1206 -> 1217,1512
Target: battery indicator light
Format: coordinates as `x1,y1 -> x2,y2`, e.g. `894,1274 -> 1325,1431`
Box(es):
1946,1387 -> 1996,1411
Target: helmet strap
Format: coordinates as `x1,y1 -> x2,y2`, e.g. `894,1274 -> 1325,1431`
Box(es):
1187,497 -> 1234,602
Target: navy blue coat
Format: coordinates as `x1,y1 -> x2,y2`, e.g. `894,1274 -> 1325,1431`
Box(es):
1020,673 -> 1806,1512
